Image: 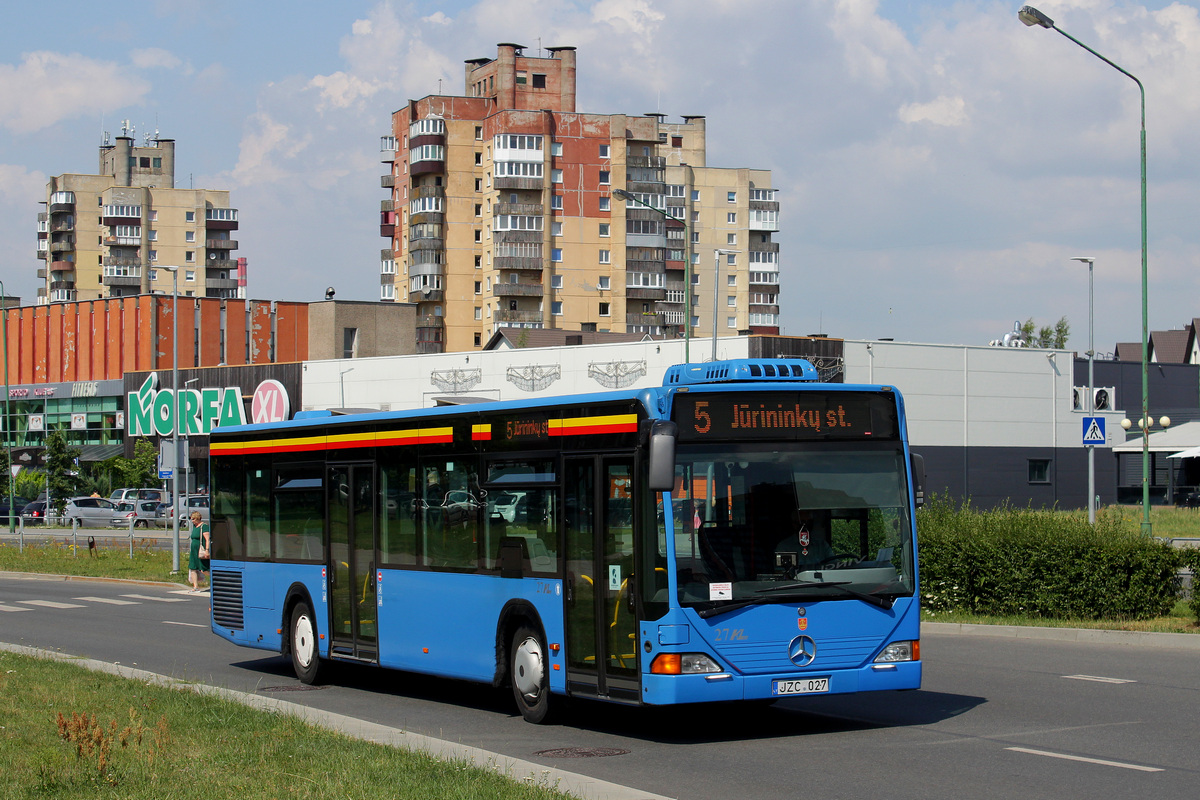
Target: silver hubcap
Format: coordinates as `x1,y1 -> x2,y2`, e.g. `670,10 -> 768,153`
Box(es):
295,614 -> 315,668
513,636 -> 544,701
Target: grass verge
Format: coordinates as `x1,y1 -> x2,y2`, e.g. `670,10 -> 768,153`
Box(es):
0,651 -> 575,800
923,599 -> 1199,633
0,540 -> 187,585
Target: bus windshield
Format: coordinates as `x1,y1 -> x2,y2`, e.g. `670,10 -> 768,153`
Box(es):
666,443 -> 915,610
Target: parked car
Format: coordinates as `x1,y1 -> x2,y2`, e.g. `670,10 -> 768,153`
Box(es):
63,497 -> 118,528
110,488 -> 171,505
488,491 -> 526,523
0,496 -> 31,524
110,499 -> 160,529
155,495 -> 209,529
20,500 -> 48,526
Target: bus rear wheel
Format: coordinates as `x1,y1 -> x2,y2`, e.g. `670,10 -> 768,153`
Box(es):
290,602 -> 324,685
510,625 -> 551,723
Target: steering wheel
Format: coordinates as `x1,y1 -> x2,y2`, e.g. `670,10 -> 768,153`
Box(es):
818,553 -> 859,569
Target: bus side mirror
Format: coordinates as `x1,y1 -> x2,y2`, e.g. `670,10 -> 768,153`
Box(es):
647,421 -> 678,492
910,452 -> 925,508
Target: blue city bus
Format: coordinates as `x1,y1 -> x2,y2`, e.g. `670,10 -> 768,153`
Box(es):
207,358 -> 923,722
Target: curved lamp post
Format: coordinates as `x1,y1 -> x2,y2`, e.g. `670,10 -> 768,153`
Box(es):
1019,5 -> 1151,534
0,281 -> 12,533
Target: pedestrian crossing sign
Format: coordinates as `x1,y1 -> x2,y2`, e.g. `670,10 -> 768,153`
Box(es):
1082,416 -> 1106,446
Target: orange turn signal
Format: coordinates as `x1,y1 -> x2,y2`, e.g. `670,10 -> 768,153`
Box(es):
912,640 -> 920,661
650,653 -> 681,675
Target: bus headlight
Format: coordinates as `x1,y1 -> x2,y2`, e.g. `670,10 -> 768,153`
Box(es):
651,653 -> 724,674
873,640 -> 919,663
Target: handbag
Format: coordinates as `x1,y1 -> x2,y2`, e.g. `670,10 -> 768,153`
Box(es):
198,531 -> 210,560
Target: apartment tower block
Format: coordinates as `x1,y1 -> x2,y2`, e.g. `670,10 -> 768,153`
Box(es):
36,128 -> 244,304
380,44 -> 780,354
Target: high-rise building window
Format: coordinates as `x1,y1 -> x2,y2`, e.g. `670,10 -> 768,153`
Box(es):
599,144 -> 610,158
343,328 -> 358,359
532,73 -> 546,88
727,296 -> 736,307
597,275 -> 610,290
598,250 -> 610,264
551,221 -> 562,236
598,196 -> 610,211
691,190 -> 700,202
186,270 -> 195,282
598,170 -> 610,185
727,191 -> 737,203
551,275 -> 563,289
727,233 -> 736,245
551,195 -> 563,210
475,152 -> 482,165
551,301 -> 562,315
474,281 -> 481,294
727,253 -> 736,266
551,142 -> 563,157
598,223 -> 610,237
728,316 -> 737,329
552,248 -> 562,262
599,302 -> 610,317
516,70 -> 527,85
186,231 -> 196,242
727,212 -> 736,224
474,306 -> 482,320
475,126 -> 483,140
552,169 -> 563,183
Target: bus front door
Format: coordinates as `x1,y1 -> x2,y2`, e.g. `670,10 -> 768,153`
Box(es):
328,463 -> 378,662
564,456 -> 639,703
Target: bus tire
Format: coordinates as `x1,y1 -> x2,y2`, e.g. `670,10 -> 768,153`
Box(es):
510,625 -> 551,723
290,602 -> 324,685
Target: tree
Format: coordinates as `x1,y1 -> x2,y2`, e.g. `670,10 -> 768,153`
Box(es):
116,438 -> 159,488
1019,317 -> 1070,349
44,429 -> 81,517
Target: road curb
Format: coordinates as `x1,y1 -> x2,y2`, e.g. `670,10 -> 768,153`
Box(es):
0,642 -> 674,800
0,570 -> 183,588
924,621 -> 1200,649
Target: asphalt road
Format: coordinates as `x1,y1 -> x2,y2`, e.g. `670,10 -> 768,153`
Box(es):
2,572 -> 1198,800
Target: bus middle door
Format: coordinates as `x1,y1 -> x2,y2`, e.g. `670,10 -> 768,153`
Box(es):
328,463 -> 378,663
563,456 -> 639,703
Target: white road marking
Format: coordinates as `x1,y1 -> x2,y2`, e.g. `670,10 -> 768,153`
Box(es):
1063,674 -> 1137,684
17,600 -> 85,609
120,593 -> 188,603
1006,747 -> 1163,772
75,596 -> 139,605
163,621 -> 207,628
0,603 -> 33,612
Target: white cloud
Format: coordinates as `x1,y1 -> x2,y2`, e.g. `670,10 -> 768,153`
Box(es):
898,95 -> 967,126
130,47 -> 183,70
0,51 -> 150,133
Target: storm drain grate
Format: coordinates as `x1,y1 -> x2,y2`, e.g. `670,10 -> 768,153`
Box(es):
258,685 -> 328,693
533,747 -> 630,759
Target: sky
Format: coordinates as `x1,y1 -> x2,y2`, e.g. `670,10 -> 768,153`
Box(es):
2,0 -> 1199,356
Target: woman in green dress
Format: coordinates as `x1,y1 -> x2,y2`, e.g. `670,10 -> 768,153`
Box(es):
188,510 -> 211,592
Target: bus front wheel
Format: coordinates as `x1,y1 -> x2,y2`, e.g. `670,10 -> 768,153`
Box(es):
510,625 -> 551,723
290,602 -> 324,685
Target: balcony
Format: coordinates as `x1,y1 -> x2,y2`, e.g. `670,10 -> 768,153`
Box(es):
381,174 -> 395,189
380,199 -> 395,213
206,276 -> 240,290
749,240 -> 780,253
625,180 -> 665,195
494,229 -> 542,245
495,176 -> 543,191
36,242 -> 48,259
37,269 -> 46,279
495,202 -> 543,216
50,238 -> 74,253
103,263 -> 141,278
416,315 -> 445,329
627,311 -> 664,326
102,205 -> 141,225
749,304 -> 781,315
103,273 -> 142,288
495,309 -> 543,325
49,192 -> 75,213
750,199 -> 781,213
205,238 -> 238,250
381,247 -> 395,260
205,208 -> 239,230
381,136 -> 398,161
409,236 -> 444,252
104,235 -> 141,246
493,282 -> 544,297
103,256 -> 142,268
494,256 -> 543,272
50,278 -> 76,291
50,289 -> 78,303
627,155 -> 666,169
50,218 -> 75,232
626,287 -> 665,301
207,258 -> 238,271
408,289 -> 444,303
50,260 -> 75,273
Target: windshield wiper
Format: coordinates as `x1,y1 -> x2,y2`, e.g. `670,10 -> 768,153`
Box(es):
758,579 -> 895,610
696,594 -> 805,619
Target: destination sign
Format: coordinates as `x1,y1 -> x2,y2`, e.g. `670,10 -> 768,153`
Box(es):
673,392 -> 898,442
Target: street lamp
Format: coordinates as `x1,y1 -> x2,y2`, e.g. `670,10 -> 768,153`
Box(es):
712,249 -> 740,362
1071,256 -> 1096,523
0,280 -> 13,533
339,367 -> 354,409
1019,5 -> 1151,534
613,188 -> 693,362
159,266 -> 181,571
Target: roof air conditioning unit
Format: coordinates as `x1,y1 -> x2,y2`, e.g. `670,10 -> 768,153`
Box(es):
1093,387 -> 1114,411
1073,387 -> 1086,411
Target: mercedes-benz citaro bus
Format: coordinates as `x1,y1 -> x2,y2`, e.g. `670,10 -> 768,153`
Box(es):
207,358 -> 923,722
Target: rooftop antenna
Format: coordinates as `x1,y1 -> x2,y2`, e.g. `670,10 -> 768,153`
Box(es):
538,37 -> 542,57
437,77 -> 442,94
120,119 -> 131,137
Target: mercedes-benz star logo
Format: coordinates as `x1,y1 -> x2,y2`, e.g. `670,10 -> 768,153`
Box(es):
787,635 -> 818,667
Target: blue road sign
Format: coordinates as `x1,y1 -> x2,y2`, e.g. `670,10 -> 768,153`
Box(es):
1082,416 -> 1106,446
158,469 -> 173,480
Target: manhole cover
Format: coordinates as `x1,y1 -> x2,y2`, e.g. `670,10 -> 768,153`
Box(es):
533,747 -> 630,759
258,685 -> 327,693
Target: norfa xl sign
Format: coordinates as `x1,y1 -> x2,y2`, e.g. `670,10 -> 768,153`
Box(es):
128,373 -> 291,437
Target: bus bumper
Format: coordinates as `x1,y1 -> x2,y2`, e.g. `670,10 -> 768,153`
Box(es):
640,660 -> 921,706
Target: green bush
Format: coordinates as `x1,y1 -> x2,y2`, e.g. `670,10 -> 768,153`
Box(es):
918,496 -> 1186,620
